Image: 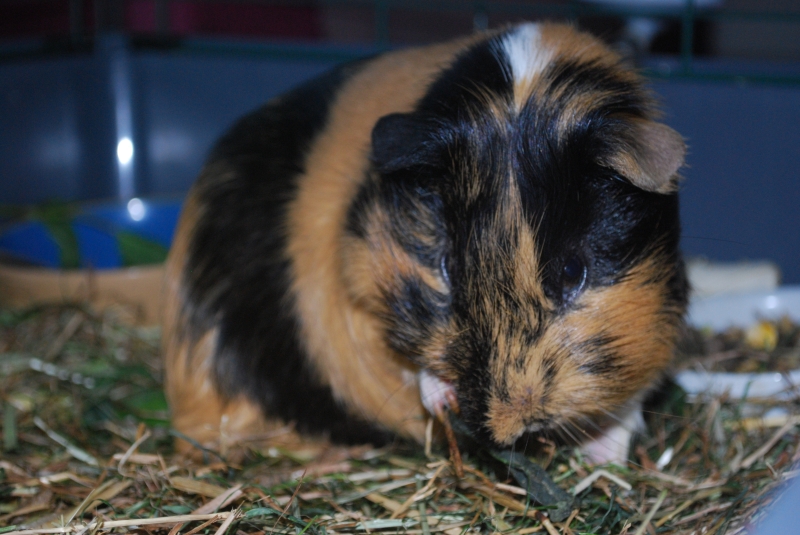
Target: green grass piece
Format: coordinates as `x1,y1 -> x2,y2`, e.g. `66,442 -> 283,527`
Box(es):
297,515 -> 320,535
29,203 -> 80,269
123,500 -> 149,516
117,231 -> 168,267
3,402 -> 17,452
244,507 -> 282,518
162,504 -> 193,515
122,389 -> 169,412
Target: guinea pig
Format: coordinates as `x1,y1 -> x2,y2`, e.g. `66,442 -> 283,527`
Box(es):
163,22 -> 688,464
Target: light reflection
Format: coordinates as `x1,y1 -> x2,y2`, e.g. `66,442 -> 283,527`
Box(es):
127,197 -> 146,221
117,137 -> 134,165
764,295 -> 779,310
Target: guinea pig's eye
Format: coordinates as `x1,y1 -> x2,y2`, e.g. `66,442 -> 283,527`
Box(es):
561,256 -> 587,300
440,254 -> 451,287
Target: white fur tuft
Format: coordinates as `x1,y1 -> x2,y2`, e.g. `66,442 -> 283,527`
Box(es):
419,369 -> 456,417
500,23 -> 555,91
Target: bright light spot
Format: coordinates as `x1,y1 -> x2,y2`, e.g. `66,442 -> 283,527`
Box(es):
117,137 -> 134,165
764,295 -> 779,310
127,197 -> 146,221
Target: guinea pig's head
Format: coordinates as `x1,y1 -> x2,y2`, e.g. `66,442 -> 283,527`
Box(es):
344,23 -> 688,448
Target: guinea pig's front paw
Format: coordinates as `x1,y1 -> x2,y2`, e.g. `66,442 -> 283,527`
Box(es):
579,401 -> 645,466
419,369 -> 458,417
580,423 -> 635,465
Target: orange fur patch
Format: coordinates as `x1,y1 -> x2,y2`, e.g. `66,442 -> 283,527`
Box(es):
286,35 -> 488,443
486,251 -> 682,445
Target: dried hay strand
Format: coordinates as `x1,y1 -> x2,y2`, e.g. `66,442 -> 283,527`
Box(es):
0,303 -> 798,535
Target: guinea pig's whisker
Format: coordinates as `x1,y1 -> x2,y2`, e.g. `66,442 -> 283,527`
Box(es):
506,440 -> 517,480
596,407 -> 627,427
556,422 -> 584,446
451,325 -> 470,338
372,373 -> 422,427
640,408 -> 690,421
522,432 -> 532,452
577,415 -> 623,443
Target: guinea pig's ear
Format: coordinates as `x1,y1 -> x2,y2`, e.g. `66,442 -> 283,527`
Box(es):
604,119 -> 686,194
371,112 -> 441,174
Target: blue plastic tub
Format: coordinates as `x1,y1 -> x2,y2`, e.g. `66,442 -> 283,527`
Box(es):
0,198 -> 182,269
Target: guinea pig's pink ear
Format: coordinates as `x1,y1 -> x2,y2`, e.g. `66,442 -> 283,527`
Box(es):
371,112 -> 440,174
604,119 -> 686,194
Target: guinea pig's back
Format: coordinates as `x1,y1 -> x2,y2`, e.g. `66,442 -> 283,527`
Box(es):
163,37 -> 478,451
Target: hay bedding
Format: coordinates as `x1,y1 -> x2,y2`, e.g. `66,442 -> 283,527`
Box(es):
0,304 -> 798,535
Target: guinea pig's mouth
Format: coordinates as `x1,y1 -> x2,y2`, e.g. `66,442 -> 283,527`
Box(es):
524,421 -> 546,434
418,369 -> 458,417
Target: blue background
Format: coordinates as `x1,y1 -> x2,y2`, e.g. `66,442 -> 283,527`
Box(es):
1,36 -> 798,280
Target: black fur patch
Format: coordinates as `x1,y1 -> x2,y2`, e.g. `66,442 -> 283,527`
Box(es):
511,56 -> 681,304
385,179 -> 448,270
541,355 -> 559,384
383,275 -> 449,362
184,59 -> 393,445
576,335 -> 622,375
